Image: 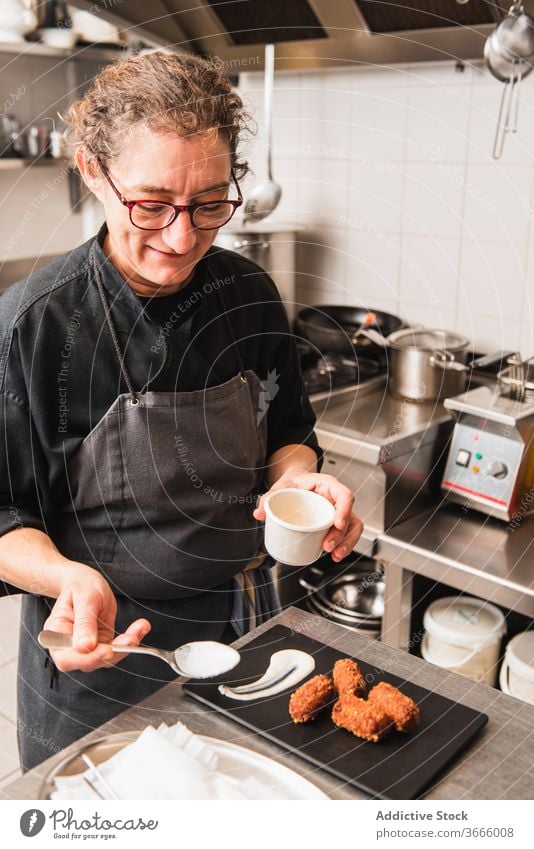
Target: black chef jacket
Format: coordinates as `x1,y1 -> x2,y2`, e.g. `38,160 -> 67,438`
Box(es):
0,226 -> 320,541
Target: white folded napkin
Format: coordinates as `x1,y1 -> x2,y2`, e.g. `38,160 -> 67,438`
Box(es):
51,722 -> 285,800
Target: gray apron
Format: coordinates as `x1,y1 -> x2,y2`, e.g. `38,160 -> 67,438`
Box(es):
18,247 -> 269,770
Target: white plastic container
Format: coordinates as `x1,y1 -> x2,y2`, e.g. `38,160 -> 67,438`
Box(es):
499,632 -> 534,704
422,596 -> 506,686
263,488 -> 335,566
0,1 -> 37,43
38,27 -> 77,50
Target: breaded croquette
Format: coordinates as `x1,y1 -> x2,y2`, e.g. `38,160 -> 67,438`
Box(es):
288,658 -> 421,742
333,658 -> 366,698
368,681 -> 420,732
289,674 -> 335,723
331,695 -> 392,742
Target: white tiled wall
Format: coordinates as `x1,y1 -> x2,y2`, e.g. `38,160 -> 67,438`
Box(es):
2,54 -> 533,355
238,61 -> 534,356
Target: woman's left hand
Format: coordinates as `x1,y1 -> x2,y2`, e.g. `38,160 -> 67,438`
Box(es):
253,473 -> 363,562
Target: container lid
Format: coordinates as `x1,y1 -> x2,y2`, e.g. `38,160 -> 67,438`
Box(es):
388,328 -> 469,353
505,632 -> 534,683
423,596 -> 506,648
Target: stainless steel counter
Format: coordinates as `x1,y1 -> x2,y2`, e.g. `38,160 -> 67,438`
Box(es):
313,378 -> 451,465
379,504 -> 534,651
3,607 -> 534,800
313,382 -> 454,545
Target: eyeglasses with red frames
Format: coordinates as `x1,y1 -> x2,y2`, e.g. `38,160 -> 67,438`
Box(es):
99,162 -> 243,231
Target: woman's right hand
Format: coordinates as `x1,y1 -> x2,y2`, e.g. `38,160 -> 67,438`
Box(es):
43,565 -> 151,673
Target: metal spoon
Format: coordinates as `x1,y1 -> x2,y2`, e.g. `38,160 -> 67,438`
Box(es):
243,43 -> 282,224
38,630 -> 240,679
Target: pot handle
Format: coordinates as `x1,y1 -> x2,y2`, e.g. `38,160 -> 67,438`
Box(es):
499,655 -> 512,695
429,349 -> 467,372
354,327 -> 389,347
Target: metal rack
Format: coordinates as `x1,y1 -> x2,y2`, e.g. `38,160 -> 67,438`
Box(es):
0,157 -> 65,169
0,40 -> 125,62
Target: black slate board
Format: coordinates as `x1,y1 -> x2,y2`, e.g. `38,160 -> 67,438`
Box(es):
184,625 -> 488,800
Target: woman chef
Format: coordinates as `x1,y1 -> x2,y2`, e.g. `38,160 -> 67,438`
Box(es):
0,51 -> 363,770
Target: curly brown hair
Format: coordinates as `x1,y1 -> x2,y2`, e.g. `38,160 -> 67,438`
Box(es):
63,50 -> 252,177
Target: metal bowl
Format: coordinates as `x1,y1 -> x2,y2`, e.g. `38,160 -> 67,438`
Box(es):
318,572 -> 385,618
305,592 -> 382,636
304,569 -> 384,636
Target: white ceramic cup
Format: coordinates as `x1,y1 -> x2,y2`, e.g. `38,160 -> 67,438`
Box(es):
263,488 -> 336,566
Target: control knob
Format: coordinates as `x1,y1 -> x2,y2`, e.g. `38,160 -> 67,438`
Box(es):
486,461 -> 508,479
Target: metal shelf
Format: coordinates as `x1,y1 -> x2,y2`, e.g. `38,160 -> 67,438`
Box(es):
0,158 -> 66,170
0,40 -> 126,63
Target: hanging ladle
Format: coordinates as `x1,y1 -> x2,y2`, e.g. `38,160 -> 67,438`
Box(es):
243,43 -> 282,223
484,2 -> 534,159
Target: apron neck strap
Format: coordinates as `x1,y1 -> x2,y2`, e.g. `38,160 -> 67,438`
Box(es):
91,246 -> 139,404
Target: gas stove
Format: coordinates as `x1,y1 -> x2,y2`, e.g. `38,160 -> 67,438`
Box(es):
297,340 -> 386,397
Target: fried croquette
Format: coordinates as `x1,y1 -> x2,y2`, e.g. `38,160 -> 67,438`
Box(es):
288,658 -> 421,742
368,681 -> 420,732
333,658 -> 367,698
289,674 -> 335,723
331,695 -> 392,742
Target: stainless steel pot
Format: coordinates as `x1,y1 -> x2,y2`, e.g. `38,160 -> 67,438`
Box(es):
388,328 -> 471,402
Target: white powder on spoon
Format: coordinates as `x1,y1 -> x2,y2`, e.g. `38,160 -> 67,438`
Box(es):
176,642 -> 240,679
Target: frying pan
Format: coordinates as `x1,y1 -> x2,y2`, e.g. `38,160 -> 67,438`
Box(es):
294,305 -> 403,357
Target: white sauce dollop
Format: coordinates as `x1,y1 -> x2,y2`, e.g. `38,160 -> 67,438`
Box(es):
176,642 -> 240,679
218,649 -> 315,701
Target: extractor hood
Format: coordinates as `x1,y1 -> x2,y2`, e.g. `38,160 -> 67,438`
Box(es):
70,1 -> 531,69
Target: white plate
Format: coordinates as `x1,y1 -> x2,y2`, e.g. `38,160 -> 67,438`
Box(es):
197,736 -> 328,799
40,730 -> 328,801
